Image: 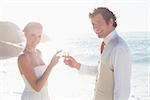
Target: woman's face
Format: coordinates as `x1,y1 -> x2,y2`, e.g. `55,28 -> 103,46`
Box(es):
25,28 -> 42,47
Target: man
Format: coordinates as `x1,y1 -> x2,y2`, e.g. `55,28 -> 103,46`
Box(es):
64,7 -> 132,100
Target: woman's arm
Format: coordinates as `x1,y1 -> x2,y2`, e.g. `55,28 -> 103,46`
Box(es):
18,51 -> 60,92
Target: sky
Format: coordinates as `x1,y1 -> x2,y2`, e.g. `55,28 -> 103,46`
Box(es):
0,0 -> 149,39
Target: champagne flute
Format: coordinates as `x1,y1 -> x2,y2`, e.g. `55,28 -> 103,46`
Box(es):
62,51 -> 69,61
64,51 -> 69,57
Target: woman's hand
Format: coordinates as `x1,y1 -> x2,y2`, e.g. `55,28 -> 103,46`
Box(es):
49,50 -> 62,67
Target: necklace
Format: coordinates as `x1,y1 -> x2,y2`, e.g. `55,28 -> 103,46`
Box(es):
24,48 -> 38,56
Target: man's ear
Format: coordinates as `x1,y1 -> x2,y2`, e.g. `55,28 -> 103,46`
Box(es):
109,18 -> 113,26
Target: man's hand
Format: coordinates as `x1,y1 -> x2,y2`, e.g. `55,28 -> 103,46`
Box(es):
63,56 -> 81,70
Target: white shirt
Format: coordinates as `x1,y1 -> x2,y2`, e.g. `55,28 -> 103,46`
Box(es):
79,30 -> 132,100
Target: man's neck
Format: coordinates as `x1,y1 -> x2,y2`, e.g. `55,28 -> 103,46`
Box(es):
103,27 -> 115,39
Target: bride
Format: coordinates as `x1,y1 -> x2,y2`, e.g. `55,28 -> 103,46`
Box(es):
17,22 -> 61,100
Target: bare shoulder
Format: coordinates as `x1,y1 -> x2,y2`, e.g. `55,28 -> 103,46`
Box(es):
18,52 -> 31,69
18,53 -> 27,63
17,53 -> 29,74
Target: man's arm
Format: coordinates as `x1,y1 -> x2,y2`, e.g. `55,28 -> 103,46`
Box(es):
64,56 -> 98,76
112,46 -> 132,100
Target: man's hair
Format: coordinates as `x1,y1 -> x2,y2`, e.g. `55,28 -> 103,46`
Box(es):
89,7 -> 117,27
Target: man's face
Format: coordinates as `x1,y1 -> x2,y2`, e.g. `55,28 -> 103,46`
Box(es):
91,14 -> 112,38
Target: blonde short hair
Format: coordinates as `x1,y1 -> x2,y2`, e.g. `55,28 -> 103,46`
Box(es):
23,22 -> 43,33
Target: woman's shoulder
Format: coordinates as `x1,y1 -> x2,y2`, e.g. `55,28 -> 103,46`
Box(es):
17,52 -> 33,72
18,52 -> 29,63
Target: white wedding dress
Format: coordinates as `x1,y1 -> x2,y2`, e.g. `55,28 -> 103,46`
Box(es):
21,65 -> 50,100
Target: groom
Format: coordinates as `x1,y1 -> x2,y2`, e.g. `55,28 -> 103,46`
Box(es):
64,7 -> 132,100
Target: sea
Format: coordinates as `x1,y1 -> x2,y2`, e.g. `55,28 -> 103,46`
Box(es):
0,32 -> 150,100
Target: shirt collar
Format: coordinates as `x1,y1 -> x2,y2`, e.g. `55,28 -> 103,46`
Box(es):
103,30 -> 117,45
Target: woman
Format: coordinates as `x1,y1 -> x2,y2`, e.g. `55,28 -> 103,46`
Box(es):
18,22 -> 61,100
